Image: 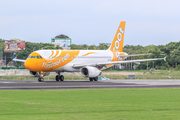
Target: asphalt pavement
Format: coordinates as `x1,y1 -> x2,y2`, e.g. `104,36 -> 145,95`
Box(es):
1,79 -> 180,90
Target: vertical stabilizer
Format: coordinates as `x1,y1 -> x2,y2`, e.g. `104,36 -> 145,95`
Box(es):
108,21 -> 126,52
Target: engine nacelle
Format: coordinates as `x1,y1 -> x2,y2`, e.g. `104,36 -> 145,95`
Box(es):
80,66 -> 102,78
30,71 -> 39,77
30,71 -> 50,77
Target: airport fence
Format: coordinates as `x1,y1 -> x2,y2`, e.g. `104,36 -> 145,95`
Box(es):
0,67 -> 26,69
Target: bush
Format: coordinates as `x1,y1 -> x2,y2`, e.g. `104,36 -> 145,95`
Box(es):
159,66 -> 167,70
175,65 -> 180,71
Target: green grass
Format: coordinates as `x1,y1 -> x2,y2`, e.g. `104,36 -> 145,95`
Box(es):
0,88 -> 180,120
103,70 -> 180,79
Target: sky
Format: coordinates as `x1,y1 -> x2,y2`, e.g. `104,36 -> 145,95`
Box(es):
0,0 -> 180,46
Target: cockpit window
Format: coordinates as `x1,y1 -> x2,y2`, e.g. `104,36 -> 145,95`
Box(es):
28,55 -> 43,59
31,56 -> 36,58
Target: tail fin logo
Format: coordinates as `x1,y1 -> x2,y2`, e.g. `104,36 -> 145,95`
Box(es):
113,27 -> 124,51
109,21 -> 126,52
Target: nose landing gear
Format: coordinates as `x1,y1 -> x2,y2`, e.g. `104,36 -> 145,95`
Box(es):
38,77 -> 44,82
38,71 -> 44,82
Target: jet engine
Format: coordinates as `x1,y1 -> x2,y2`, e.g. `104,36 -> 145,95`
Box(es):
30,71 -> 50,77
80,66 -> 102,78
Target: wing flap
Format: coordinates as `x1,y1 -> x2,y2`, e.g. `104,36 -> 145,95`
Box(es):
72,64 -> 85,68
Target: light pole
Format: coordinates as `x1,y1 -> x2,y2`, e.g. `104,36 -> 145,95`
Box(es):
153,62 -> 154,69
131,56 -> 132,70
13,53 -> 16,67
147,50 -> 149,70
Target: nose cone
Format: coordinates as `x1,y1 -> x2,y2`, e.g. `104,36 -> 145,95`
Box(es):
24,58 -> 42,71
24,59 -> 31,70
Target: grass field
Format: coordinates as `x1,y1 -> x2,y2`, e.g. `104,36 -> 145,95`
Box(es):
0,88 -> 180,120
103,69 -> 180,79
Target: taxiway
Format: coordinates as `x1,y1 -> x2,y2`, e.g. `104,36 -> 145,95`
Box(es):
0,79 -> 180,90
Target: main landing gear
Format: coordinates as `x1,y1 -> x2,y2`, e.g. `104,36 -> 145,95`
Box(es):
55,71 -> 64,81
55,75 -> 64,81
89,77 -> 98,81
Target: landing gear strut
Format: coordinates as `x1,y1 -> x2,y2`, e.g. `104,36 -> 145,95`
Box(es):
89,77 -> 98,81
38,71 -> 44,82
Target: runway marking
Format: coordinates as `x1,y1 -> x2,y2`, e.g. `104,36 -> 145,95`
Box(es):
1,82 -> 14,83
0,81 -> 40,84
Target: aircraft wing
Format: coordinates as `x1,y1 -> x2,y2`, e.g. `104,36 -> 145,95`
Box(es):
120,53 -> 151,58
97,57 -> 166,66
13,58 -> 26,62
72,57 -> 166,68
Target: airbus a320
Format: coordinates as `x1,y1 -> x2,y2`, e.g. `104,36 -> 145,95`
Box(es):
13,21 -> 166,82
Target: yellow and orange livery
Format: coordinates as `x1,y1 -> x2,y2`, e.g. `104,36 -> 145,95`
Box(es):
13,21 -> 165,82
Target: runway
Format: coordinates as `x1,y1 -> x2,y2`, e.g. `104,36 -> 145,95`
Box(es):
1,79 -> 180,90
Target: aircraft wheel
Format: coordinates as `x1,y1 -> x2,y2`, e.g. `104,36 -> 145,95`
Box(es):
94,77 -> 98,81
56,75 -> 60,81
38,77 -> 44,82
89,78 -> 93,81
60,75 -> 64,81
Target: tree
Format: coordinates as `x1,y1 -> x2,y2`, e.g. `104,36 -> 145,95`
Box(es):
0,39 -> 4,52
98,43 -> 108,50
55,34 -> 69,38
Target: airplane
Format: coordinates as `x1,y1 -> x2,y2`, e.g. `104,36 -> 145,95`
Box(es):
13,21 -> 166,82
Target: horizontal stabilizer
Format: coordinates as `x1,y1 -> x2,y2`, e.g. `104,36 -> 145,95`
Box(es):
134,62 -> 140,65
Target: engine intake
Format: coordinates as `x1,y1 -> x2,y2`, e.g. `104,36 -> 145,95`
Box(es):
80,66 -> 101,78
